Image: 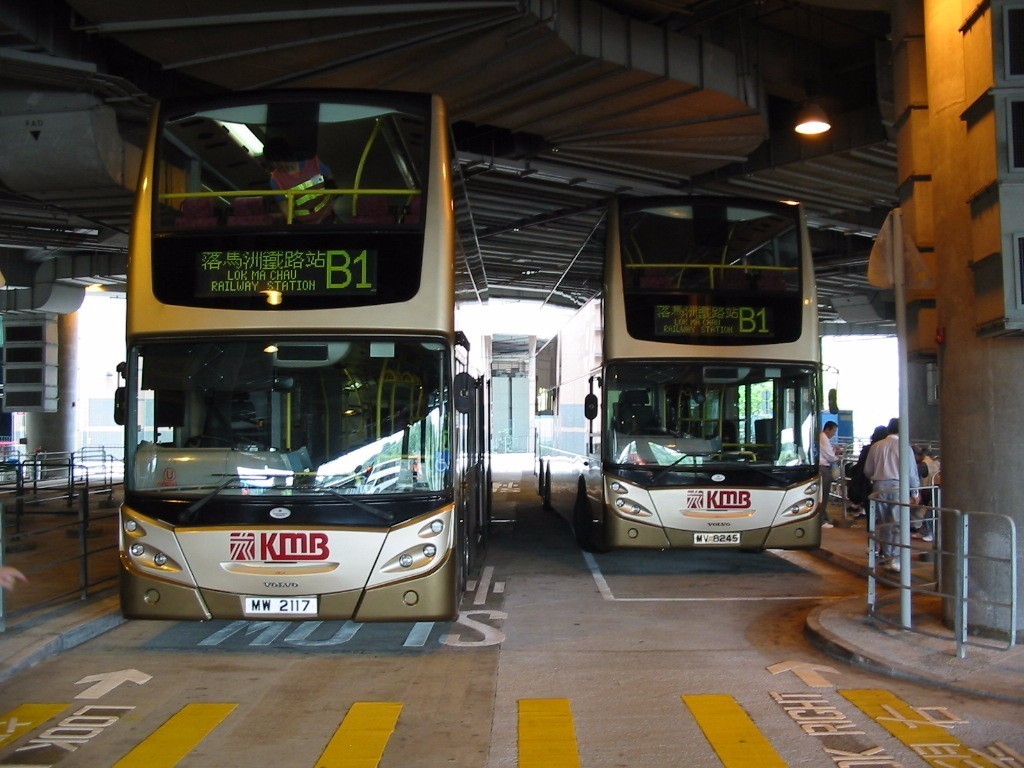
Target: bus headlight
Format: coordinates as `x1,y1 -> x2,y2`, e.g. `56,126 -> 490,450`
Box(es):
781,498 -> 816,518
399,554 -> 414,568
614,497 -> 652,517
429,520 -> 444,534
423,544 -> 437,558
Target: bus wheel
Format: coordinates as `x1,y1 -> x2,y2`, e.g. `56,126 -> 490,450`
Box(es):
457,515 -> 471,596
542,465 -> 553,511
573,480 -> 596,552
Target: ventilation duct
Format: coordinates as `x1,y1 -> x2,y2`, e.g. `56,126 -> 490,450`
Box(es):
0,90 -> 136,194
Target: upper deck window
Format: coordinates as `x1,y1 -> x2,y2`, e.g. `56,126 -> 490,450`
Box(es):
617,198 -> 806,345
620,200 -> 801,295
156,95 -> 429,231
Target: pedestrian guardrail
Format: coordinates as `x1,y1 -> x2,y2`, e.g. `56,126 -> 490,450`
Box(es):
0,458 -> 122,632
867,493 -> 1018,658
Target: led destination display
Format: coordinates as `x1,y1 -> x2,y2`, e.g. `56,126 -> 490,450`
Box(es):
196,247 -> 378,298
654,303 -> 774,339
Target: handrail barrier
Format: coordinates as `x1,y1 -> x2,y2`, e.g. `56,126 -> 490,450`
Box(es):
0,451 -> 123,632
866,492 -> 1018,658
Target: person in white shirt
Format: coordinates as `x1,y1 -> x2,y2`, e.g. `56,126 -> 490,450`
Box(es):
816,420 -> 841,528
864,418 -> 920,571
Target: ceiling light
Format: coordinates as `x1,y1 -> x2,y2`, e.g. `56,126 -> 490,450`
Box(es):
794,102 -> 831,135
217,120 -> 265,155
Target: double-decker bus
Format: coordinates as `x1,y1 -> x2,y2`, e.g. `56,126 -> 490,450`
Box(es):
117,90 -> 489,621
536,195 -> 822,552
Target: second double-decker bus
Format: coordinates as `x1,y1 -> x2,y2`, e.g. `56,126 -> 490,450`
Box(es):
117,89 -> 489,621
537,195 -> 822,552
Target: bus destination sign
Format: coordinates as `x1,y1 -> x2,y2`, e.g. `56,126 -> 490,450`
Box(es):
196,248 -> 378,298
654,304 -> 773,339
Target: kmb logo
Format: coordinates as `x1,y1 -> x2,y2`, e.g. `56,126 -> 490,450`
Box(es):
685,490 -> 752,510
230,532 -> 330,561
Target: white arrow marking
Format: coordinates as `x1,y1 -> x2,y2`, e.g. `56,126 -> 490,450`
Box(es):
74,669 -> 152,699
767,660 -> 841,688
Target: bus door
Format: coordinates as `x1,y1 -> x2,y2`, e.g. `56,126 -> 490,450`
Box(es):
584,373 -> 602,499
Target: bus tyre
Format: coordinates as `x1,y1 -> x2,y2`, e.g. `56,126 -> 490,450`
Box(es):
458,517 -> 471,595
542,465 -> 553,511
573,480 -> 597,552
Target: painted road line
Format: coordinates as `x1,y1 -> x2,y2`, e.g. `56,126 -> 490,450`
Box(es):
582,552 -> 846,602
518,699 -> 583,768
112,703 -> 235,768
0,705 -> 68,750
474,566 -> 495,605
840,689 -> 1003,767
683,694 -> 789,768
402,622 -> 434,647
316,702 -> 402,768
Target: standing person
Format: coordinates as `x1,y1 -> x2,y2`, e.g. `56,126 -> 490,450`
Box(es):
914,446 -> 940,542
864,418 -> 920,572
0,566 -> 27,591
816,420 -> 842,528
848,425 -> 889,518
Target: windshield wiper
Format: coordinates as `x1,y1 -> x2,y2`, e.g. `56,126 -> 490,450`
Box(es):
649,453 -> 707,478
181,475 -> 241,523
315,486 -> 395,523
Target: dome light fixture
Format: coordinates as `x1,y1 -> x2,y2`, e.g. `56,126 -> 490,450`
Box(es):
794,101 -> 831,135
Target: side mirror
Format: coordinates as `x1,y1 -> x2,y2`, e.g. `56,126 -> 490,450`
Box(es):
113,386 -> 126,426
828,388 -> 839,414
453,371 -> 475,414
584,393 -> 598,421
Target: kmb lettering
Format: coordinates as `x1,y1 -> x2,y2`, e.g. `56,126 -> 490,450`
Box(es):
687,490 -> 752,509
231,532 -> 330,561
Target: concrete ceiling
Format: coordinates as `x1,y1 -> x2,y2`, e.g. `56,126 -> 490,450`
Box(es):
0,0 -> 898,327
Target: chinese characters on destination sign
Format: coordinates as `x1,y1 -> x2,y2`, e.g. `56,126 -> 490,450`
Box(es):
655,304 -> 772,338
197,248 -> 377,297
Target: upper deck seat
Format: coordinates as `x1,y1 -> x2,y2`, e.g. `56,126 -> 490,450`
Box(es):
175,198 -> 219,228
351,195 -> 393,224
227,196 -> 281,226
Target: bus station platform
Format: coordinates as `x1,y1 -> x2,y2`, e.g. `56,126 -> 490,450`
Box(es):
2,515 -> 1022,701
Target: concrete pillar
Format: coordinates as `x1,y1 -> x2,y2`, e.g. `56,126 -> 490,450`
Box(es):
892,1 -> 941,450
919,0 -> 1024,638
25,312 -> 78,460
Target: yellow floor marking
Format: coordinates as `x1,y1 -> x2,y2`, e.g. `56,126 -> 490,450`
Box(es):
112,703 -> 236,768
316,701 -> 402,768
518,698 -> 583,768
840,689 -> 1002,767
683,694 -> 789,768
0,704 -> 68,749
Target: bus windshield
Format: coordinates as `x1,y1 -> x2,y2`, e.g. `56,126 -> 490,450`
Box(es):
604,361 -> 817,469
126,337 -> 450,497
157,95 -> 428,229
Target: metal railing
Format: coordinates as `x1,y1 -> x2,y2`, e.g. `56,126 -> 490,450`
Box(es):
867,493 -> 1018,658
0,452 -> 122,632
